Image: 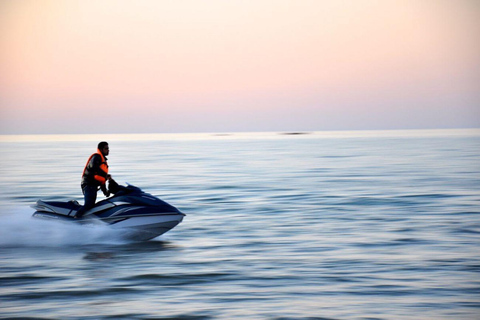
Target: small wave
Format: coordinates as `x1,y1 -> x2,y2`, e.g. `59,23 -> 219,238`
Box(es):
0,275 -> 63,287
2,318 -> 59,320
5,287 -> 139,300
397,193 -> 460,200
119,271 -> 235,286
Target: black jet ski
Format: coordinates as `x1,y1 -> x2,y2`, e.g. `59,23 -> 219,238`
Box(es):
32,181 -> 185,241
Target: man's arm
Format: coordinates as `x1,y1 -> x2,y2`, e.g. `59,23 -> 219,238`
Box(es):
89,154 -> 102,172
100,183 -> 110,197
88,155 -> 110,196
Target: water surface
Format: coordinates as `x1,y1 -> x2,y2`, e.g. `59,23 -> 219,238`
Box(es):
1,130 -> 479,319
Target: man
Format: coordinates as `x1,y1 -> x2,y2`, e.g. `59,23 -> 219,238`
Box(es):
74,141 -> 111,219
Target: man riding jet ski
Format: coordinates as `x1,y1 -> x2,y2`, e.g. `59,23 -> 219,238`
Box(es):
32,179 -> 185,241
75,141 -> 111,219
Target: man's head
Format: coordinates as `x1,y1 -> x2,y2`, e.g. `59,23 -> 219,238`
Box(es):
98,141 -> 109,156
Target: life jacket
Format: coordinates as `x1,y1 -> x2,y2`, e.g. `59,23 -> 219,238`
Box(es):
82,149 -> 109,184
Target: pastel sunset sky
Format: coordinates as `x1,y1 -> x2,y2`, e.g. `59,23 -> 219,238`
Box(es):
1,0 -> 479,134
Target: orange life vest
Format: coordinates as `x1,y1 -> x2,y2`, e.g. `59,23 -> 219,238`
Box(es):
82,149 -> 109,184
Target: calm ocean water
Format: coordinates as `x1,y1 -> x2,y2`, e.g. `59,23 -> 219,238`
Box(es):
0,130 -> 479,320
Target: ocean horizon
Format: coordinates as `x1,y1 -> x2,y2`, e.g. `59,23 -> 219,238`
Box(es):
1,127 -> 479,142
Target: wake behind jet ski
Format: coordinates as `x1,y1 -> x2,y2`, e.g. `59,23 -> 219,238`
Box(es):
32,179 -> 185,241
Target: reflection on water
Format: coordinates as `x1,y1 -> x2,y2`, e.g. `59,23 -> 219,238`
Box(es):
0,130 -> 480,319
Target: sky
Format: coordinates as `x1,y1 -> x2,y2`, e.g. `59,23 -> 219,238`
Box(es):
0,0 -> 479,134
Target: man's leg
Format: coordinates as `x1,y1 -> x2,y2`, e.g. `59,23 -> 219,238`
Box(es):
75,185 -> 97,218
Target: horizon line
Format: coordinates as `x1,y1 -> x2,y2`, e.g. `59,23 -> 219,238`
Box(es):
1,127 -> 480,137
1,128 -> 479,143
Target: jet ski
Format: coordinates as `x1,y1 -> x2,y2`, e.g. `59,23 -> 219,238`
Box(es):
32,180 -> 185,241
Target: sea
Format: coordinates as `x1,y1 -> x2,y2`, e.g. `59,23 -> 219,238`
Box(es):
0,129 -> 479,320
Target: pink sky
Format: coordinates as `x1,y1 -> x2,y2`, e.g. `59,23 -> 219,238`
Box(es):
0,0 -> 479,134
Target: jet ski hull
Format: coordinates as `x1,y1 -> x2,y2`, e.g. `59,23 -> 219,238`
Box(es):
112,214 -> 184,241
32,211 -> 184,241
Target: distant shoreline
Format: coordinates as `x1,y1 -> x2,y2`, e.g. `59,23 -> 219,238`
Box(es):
1,128 -> 479,143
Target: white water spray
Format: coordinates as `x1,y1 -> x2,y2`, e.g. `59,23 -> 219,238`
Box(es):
0,206 -> 128,247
